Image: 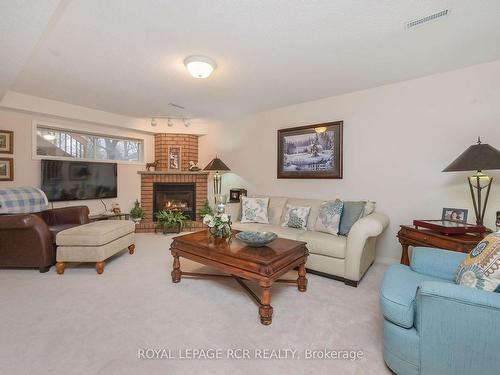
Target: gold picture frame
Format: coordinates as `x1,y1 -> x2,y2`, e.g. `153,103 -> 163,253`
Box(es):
0,130 -> 14,154
0,157 -> 14,181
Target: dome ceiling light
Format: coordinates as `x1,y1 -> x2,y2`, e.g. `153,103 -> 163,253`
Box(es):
183,55 -> 217,78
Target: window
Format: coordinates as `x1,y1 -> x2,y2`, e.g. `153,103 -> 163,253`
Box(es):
35,125 -> 144,163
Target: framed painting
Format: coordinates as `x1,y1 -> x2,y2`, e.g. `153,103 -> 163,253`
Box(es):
168,146 -> 181,171
0,157 -> 14,181
277,121 -> 343,179
0,130 -> 14,154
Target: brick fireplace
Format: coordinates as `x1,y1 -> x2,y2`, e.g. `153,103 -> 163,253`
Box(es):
135,133 -> 208,233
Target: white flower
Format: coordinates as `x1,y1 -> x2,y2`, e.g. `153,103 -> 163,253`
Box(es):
203,215 -> 214,225
220,214 -> 229,223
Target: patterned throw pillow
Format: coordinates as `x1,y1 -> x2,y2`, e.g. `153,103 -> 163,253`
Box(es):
281,205 -> 311,230
455,232 -> 500,292
314,199 -> 344,235
240,197 -> 270,224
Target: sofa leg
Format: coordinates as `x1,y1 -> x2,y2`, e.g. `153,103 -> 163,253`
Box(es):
344,279 -> 359,287
55,262 -> 65,275
96,261 -> 105,274
39,266 -> 51,273
128,244 -> 135,255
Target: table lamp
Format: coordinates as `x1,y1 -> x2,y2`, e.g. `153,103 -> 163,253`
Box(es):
203,156 -> 230,202
443,137 -> 500,226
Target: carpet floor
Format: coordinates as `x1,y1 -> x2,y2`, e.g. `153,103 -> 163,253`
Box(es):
0,233 -> 391,375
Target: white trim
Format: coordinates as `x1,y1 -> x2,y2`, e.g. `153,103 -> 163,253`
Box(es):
32,121 -> 146,165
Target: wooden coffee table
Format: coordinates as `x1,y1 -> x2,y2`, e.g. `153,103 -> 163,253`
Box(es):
169,230 -> 309,325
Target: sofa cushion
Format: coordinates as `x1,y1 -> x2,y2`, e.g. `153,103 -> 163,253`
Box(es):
282,198 -> 323,230
232,222 -> 273,233
381,264 -> 451,328
264,225 -> 304,240
281,204 -> 311,230
339,201 -> 366,235
240,196 -> 269,224
455,232 -> 500,292
56,220 -> 135,246
298,230 -> 347,259
314,199 -> 343,235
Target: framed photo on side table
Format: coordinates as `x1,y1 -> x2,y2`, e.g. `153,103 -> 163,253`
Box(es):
277,121 -> 343,179
441,207 -> 468,223
0,158 -> 14,181
0,130 -> 14,154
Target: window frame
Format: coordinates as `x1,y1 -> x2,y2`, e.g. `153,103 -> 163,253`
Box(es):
32,122 -> 145,165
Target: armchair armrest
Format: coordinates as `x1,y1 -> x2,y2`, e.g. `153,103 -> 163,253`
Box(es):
41,206 -> 89,226
345,212 -> 389,281
410,247 -> 466,281
416,281 -> 500,374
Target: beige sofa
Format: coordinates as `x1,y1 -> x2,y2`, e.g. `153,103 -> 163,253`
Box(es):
227,196 -> 389,287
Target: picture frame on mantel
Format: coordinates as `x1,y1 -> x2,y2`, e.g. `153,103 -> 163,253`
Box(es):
277,121 -> 343,179
0,157 -> 14,181
0,130 -> 14,154
168,146 -> 181,171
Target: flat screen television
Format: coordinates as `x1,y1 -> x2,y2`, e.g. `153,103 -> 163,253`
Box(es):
41,160 -> 117,202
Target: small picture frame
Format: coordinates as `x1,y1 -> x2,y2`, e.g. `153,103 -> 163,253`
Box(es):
0,157 -> 14,181
0,130 -> 14,154
441,207 -> 468,223
168,146 -> 181,171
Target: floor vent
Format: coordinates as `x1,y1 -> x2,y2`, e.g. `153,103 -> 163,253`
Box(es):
406,9 -> 449,30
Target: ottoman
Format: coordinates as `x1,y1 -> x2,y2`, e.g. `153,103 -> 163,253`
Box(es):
55,220 -> 135,274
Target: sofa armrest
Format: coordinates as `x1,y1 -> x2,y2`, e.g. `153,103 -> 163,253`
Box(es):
345,212 -> 389,281
415,281 -> 500,374
42,206 -> 89,226
225,203 -> 241,222
410,247 -> 466,281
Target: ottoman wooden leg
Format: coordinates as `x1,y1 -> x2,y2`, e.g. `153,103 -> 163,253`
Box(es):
128,244 -> 135,255
96,261 -> 105,274
55,262 -> 65,275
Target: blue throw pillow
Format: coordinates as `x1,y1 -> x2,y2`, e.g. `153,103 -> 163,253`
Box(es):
338,201 -> 366,235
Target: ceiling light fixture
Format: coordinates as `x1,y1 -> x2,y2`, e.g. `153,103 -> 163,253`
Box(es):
167,118 -> 174,127
183,119 -> 191,127
184,55 -> 217,78
151,117 -> 157,127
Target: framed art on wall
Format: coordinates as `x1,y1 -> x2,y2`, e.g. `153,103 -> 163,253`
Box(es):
0,130 -> 14,154
277,121 -> 343,179
168,146 -> 181,171
0,158 -> 14,181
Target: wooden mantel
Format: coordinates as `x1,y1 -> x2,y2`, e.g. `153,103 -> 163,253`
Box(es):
138,171 -> 209,175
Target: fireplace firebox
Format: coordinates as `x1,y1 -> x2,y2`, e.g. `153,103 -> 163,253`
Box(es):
153,183 -> 196,221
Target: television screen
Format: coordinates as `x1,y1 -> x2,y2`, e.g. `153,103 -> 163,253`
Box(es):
41,160 -> 117,202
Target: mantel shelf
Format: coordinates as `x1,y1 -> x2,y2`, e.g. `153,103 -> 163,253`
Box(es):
138,171 -> 209,176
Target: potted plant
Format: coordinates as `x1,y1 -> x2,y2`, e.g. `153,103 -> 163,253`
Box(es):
130,199 -> 146,224
198,199 -> 214,220
203,213 -> 232,239
155,210 -> 189,234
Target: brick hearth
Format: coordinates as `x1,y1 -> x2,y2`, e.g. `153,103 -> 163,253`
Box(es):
135,133 -> 208,233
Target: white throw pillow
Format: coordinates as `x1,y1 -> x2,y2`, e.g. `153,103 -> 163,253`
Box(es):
240,197 -> 270,224
314,199 -> 343,235
281,204 -> 311,230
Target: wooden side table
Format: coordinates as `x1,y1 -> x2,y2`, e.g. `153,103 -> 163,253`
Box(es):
397,225 -> 484,265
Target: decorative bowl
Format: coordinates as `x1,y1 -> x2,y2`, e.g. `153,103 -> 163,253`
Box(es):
235,231 -> 278,247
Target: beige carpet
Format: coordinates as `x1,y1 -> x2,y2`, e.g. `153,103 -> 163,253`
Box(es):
0,233 -> 390,375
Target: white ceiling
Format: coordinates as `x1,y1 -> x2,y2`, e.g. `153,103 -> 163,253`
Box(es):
4,0 -> 500,119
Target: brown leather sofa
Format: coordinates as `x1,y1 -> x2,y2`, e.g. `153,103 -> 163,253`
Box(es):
0,206 -> 89,272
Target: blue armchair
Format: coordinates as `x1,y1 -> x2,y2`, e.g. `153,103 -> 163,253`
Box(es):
380,247 -> 500,375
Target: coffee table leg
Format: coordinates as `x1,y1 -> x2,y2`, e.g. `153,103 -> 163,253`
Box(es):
297,262 -> 308,292
259,285 -> 273,325
171,254 -> 181,283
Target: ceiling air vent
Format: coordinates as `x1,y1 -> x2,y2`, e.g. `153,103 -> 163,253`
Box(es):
406,9 -> 450,30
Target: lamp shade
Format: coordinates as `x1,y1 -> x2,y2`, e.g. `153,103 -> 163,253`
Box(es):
443,141 -> 500,172
203,157 -> 230,172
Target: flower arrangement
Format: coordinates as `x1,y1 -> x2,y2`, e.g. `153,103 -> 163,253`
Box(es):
203,213 -> 232,238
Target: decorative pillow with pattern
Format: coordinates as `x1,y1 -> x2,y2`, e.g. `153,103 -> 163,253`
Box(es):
240,196 -> 270,224
455,232 -> 500,292
281,205 -> 311,230
314,199 -> 344,235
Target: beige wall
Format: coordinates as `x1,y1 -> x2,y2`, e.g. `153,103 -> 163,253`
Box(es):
0,108 -> 154,214
201,60 -> 500,263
